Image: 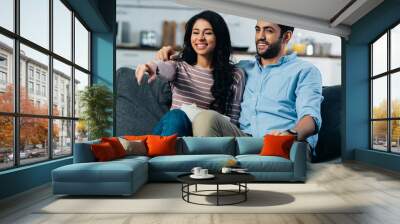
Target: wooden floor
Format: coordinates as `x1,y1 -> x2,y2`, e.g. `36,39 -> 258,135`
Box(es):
1,160 -> 400,224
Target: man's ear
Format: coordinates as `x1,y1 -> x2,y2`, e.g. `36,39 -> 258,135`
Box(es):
282,31 -> 293,44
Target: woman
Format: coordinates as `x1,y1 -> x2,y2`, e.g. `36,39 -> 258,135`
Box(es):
135,10 -> 244,136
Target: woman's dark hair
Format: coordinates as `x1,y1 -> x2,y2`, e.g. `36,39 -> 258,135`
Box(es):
180,10 -> 235,115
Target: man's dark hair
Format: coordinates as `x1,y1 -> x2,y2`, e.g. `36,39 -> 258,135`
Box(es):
278,24 -> 294,37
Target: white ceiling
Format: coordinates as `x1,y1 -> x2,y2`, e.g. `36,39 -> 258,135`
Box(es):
176,0 -> 384,38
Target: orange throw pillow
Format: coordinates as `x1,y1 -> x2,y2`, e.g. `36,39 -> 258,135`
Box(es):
260,134 -> 295,159
123,135 -> 148,141
91,142 -> 118,161
146,134 -> 177,157
101,137 -> 127,158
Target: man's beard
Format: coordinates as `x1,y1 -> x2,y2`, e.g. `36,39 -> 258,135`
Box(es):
256,38 -> 282,59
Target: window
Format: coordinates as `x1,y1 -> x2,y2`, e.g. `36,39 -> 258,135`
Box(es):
0,0 -> 14,32
75,17 -> 89,70
53,59 -> 72,117
0,0 -> 91,170
35,70 -> 41,81
20,0 -> 49,49
370,23 -> 400,154
36,83 -> 40,95
53,0 -> 72,60
28,81 -> 34,94
0,54 -> 7,86
28,67 -> 34,80
0,55 -> 7,67
42,85 -> 46,97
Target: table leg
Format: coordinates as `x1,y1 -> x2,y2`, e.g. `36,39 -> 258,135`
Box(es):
245,183 -> 247,201
217,184 -> 219,206
195,184 -> 197,192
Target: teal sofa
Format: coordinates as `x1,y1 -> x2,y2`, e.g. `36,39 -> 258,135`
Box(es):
52,137 -> 307,196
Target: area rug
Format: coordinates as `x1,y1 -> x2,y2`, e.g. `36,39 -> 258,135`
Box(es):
37,183 -> 361,214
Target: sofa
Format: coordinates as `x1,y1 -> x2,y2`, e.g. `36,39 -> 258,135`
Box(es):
52,137 -> 307,195
114,67 -> 341,162
52,67 -> 340,196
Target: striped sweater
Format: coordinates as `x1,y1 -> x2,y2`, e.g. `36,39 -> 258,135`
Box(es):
150,60 -> 245,125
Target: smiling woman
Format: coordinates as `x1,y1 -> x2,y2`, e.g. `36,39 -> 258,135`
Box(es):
134,10 -> 245,137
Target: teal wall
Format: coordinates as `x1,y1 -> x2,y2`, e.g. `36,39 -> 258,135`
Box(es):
0,0 -> 116,200
343,0 -> 400,171
0,158 -> 72,199
91,0 -> 116,136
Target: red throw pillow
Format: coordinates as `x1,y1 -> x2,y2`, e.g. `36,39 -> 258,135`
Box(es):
91,142 -> 118,161
101,137 -> 127,158
123,135 -> 148,141
260,134 -> 295,159
146,134 -> 177,157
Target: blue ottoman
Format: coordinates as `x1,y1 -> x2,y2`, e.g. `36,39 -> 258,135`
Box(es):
52,156 -> 148,196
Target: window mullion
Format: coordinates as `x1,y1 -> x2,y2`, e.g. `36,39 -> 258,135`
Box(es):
71,10 -> 76,155
387,30 -> 391,153
370,45 -> 373,149
13,0 -> 20,167
49,0 -> 54,160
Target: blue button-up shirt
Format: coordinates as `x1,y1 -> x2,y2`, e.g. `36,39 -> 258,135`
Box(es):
237,53 -> 323,149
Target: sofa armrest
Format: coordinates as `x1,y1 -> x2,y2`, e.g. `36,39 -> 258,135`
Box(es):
73,140 -> 100,163
289,141 -> 308,182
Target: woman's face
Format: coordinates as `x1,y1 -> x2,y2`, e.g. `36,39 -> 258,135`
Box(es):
191,19 -> 216,57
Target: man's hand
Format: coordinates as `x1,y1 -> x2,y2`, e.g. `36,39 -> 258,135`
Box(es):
135,63 -> 157,85
269,130 -> 291,136
156,46 -> 178,61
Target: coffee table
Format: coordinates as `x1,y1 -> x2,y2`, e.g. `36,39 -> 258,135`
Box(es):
177,172 -> 255,206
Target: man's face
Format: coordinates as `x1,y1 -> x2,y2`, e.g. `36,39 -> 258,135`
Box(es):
255,20 -> 282,59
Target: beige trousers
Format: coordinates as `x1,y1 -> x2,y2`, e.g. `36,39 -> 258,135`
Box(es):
192,110 -> 248,137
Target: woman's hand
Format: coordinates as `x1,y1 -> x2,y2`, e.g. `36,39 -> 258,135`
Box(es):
135,63 -> 157,85
156,46 -> 179,61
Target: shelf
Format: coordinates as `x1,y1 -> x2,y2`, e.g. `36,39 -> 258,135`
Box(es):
116,45 -> 341,59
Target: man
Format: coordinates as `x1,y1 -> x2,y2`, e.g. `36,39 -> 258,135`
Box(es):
156,19 -> 323,155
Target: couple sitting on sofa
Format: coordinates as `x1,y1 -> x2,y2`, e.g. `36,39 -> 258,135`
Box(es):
135,10 -> 323,157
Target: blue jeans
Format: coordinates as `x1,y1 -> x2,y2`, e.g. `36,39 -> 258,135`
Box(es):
152,109 -> 193,136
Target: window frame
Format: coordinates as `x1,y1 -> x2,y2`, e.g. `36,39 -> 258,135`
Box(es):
370,20 -> 400,154
0,0 -> 92,171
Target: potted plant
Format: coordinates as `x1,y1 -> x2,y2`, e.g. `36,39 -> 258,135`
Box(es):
79,84 -> 113,140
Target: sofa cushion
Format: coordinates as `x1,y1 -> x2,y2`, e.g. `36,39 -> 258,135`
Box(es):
91,142 -> 118,162
74,139 -> 101,163
148,154 -> 235,172
178,137 -> 235,155
118,138 -> 147,156
147,134 -> 177,157
236,137 -> 263,155
52,158 -> 147,183
115,155 -> 150,163
236,155 -> 293,172
260,134 -> 295,159
101,137 -> 127,158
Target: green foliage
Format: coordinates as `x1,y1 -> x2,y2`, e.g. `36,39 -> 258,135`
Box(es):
79,84 -> 113,140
